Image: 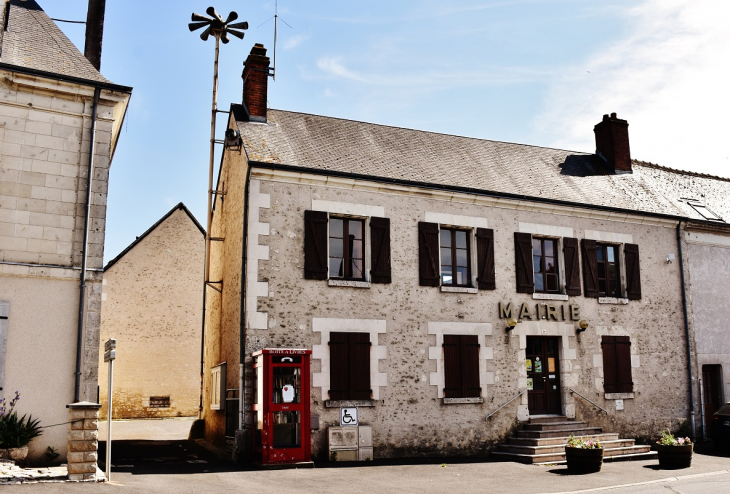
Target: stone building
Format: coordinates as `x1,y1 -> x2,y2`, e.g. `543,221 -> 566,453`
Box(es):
201,44 -> 729,460
0,0 -> 130,462
99,203 -> 204,420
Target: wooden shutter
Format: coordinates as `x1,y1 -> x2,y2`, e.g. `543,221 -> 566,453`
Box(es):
563,237 -> 582,296
418,222 -> 440,286
601,336 -> 633,393
369,217 -> 391,284
514,232 -> 534,294
328,332 -> 349,400
581,238 -> 599,298
476,228 -> 496,290
350,332 -> 372,400
624,243 -> 642,300
442,335 -> 461,398
304,210 -> 328,280
443,335 -> 480,398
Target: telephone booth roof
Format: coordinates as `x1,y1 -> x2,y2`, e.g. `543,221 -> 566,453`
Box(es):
252,348 -> 312,356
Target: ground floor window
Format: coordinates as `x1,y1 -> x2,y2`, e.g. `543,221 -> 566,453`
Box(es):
329,332 -> 371,400
601,336 -> 633,393
443,334 -> 480,398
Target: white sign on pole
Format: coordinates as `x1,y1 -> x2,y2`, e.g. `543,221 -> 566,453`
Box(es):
340,407 -> 358,426
105,338 -> 115,481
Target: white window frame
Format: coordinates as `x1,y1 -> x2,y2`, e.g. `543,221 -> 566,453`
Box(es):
210,362 -> 226,411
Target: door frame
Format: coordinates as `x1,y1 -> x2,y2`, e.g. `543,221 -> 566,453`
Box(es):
526,336 -> 562,416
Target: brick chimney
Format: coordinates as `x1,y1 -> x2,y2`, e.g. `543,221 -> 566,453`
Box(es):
83,0 -> 106,71
242,44 -> 270,123
594,113 -> 631,174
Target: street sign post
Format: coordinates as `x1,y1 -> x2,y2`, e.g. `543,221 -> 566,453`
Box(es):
104,338 -> 116,481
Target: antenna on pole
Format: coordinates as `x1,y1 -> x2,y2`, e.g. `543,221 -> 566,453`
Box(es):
258,0 -> 291,81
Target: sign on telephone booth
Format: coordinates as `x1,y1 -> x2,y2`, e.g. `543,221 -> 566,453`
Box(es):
251,348 -> 312,466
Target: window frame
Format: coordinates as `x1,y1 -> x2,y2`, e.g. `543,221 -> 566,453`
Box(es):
532,237 -> 560,294
328,331 -> 371,401
443,334 -> 481,399
601,336 -> 633,394
210,362 -> 226,411
439,227 -> 472,287
596,243 -> 621,297
328,216 -> 366,282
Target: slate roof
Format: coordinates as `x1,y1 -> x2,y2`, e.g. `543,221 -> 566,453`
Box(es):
0,0 -> 109,84
235,108 -> 730,224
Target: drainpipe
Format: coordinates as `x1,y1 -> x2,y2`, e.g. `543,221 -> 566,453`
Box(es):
74,87 -> 101,403
676,221 -> 696,439
239,164 -> 252,435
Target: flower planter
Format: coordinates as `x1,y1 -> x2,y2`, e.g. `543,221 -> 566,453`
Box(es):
656,443 -> 693,469
565,446 -> 603,473
0,446 -> 28,461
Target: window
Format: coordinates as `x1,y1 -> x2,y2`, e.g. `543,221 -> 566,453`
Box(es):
601,336 -> 633,393
443,335 -> 480,398
149,396 -> 170,408
440,228 -> 471,286
328,332 -> 371,400
210,362 -> 226,411
532,238 -> 559,293
596,244 -> 620,297
329,218 -> 365,280
304,211 -> 391,283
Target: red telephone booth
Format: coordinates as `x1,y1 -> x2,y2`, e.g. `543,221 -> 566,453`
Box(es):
251,348 -> 312,466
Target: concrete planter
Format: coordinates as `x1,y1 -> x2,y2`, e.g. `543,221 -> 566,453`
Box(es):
565,446 -> 603,473
0,446 -> 29,462
656,443 -> 693,469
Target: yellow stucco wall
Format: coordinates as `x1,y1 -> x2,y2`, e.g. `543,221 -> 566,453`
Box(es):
99,206 -> 204,419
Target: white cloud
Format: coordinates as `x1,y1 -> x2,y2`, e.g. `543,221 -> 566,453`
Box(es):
536,0 -> 730,177
283,34 -> 309,50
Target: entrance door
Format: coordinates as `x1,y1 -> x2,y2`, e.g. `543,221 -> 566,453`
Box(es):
526,337 -> 561,415
703,365 -> 724,429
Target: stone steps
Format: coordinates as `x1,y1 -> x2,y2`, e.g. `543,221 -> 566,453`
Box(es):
492,445 -> 655,464
516,427 -> 603,439
507,433 -> 619,447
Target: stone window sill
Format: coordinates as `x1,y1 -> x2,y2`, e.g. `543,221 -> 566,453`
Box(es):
605,392 -> 634,400
328,279 -> 371,289
598,297 -> 629,305
533,293 -> 569,301
325,399 -> 378,408
440,286 -> 478,294
442,397 -> 484,405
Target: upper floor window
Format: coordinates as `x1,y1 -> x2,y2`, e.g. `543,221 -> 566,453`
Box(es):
596,244 -> 620,297
329,218 -> 365,281
440,228 -> 471,286
532,237 -> 559,293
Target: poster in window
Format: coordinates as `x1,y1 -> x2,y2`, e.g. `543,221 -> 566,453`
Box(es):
534,357 -> 542,373
282,384 -> 295,403
526,359 -> 532,372
527,378 -> 534,391
548,358 -> 556,373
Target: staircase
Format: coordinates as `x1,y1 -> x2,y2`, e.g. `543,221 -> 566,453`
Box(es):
491,416 -> 656,465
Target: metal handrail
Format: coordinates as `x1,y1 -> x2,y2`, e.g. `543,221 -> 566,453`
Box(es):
486,390 -> 525,420
568,387 -> 609,415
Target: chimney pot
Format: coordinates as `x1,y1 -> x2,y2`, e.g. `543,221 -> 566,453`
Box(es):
242,43 -> 271,123
594,112 -> 632,174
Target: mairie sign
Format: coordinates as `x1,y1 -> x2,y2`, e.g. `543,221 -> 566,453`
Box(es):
499,302 -> 581,322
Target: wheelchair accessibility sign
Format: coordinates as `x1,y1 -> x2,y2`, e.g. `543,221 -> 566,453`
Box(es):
340,407 -> 358,426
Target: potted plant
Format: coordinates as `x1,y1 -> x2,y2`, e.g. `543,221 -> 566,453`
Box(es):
565,435 -> 603,473
655,429 -> 692,469
0,392 -> 43,462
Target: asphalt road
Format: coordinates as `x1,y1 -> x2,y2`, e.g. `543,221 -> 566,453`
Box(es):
5,440 -> 730,493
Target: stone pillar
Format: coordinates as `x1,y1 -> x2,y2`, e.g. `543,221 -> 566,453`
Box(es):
67,402 -> 102,481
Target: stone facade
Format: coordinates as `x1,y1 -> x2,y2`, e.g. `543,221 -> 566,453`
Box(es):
99,204 -> 204,419
66,402 -> 101,481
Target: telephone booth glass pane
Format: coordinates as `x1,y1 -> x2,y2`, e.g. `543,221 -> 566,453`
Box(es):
272,411 -> 301,448
273,367 -> 301,404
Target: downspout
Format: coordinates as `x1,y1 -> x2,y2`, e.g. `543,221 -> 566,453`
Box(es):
676,220 -> 696,439
74,86 -> 101,403
239,164 -> 252,434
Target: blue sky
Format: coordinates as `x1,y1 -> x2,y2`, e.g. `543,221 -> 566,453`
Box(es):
44,1 -> 730,262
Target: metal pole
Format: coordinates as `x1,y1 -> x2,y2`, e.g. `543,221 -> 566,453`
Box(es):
106,358 -> 113,481
676,221 -> 696,439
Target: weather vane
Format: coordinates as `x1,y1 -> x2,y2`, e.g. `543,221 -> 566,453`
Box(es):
188,7 -> 248,299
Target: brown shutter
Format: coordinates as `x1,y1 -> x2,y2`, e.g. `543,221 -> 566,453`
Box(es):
443,335 -> 460,398
304,210 -> 328,280
624,243 -> 642,300
369,217 -> 391,284
461,335 -> 481,398
615,336 -> 634,393
418,222 -> 440,286
601,336 -> 618,393
563,237 -> 582,296
476,228 -> 496,290
350,332 -> 372,400
514,232 -> 534,294
581,239 -> 599,298
329,332 -> 349,400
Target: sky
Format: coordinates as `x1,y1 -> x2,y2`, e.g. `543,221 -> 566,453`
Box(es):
42,0 -> 730,262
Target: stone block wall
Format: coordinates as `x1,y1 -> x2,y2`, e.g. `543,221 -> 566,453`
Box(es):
67,403 -> 100,481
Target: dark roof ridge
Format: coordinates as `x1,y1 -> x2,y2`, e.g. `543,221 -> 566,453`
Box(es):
265,108 -> 594,157
104,202 -> 205,271
633,159 -> 730,184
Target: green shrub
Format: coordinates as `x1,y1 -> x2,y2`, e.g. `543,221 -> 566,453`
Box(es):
0,392 -> 42,449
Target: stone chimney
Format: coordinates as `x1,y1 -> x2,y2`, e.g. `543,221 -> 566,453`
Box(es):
83,0 -> 106,71
242,44 -> 270,122
594,113 -> 631,174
